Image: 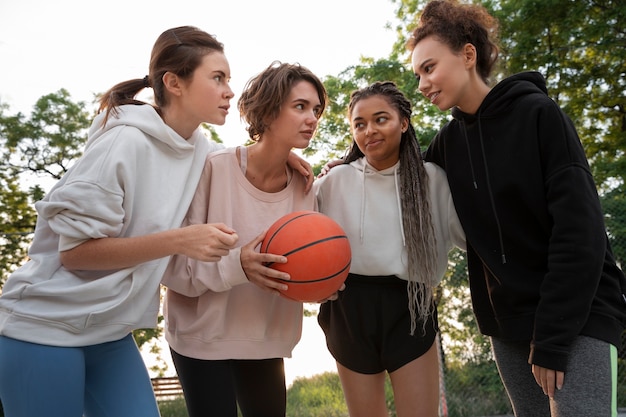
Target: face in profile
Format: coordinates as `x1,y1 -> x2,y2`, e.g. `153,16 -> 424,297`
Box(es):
185,51 -> 234,126
411,36 -> 471,112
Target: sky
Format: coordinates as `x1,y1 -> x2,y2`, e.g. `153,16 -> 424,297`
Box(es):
0,0 -> 400,148
0,0 -> 402,384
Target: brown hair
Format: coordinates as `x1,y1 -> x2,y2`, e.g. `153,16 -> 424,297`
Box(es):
237,61 -> 328,141
98,26 -> 224,124
344,81 -> 437,334
406,0 -> 499,83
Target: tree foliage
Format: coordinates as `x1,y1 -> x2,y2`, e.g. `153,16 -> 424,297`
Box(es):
0,91 -> 92,285
1,89 -> 92,180
493,0 -> 626,189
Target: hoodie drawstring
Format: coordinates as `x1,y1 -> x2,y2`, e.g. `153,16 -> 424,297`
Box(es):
475,116 -> 507,264
461,120 -> 479,190
359,165 -> 366,243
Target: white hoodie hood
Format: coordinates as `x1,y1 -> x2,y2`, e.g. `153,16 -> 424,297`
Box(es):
0,104 -> 221,346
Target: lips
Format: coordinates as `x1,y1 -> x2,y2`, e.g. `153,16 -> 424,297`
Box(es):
428,92 -> 440,103
366,139 -> 383,149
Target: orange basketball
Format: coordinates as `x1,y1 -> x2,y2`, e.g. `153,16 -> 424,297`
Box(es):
260,210 -> 351,302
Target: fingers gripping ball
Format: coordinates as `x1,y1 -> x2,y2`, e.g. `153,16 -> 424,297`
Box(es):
261,210 -> 351,302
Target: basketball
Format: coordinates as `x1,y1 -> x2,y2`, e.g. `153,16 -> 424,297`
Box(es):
261,210 -> 351,302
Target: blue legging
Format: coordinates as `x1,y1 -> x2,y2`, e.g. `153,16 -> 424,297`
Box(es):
0,334 -> 160,417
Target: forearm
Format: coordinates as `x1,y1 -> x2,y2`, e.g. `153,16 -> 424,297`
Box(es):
60,228 -> 184,271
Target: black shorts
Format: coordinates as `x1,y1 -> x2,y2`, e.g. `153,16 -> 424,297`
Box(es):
318,274 -> 438,374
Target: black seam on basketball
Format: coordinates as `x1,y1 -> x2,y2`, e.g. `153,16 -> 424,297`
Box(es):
264,212 -> 316,249
264,235 -> 349,268
280,235 -> 347,257
274,260 -> 351,283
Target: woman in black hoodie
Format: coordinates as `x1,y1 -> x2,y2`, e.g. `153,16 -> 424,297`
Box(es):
408,1 -> 626,416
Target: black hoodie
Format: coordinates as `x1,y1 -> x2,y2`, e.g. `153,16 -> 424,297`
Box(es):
425,71 -> 626,371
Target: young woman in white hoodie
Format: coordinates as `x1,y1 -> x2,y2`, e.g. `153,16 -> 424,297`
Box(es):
0,27 -> 312,417
314,81 -> 465,417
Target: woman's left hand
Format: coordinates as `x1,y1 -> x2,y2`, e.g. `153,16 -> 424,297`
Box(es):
532,364 -> 564,398
286,151 -> 314,193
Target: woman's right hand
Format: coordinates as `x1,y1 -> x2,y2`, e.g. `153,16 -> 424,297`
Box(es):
317,158 -> 343,178
178,223 -> 239,262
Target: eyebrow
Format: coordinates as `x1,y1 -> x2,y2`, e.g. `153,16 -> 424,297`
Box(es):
352,110 -> 391,122
416,58 -> 433,70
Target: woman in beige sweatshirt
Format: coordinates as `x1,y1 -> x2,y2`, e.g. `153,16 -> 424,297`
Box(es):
161,61 -> 327,417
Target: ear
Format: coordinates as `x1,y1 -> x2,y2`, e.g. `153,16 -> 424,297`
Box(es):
162,71 -> 182,97
463,43 -> 477,69
401,117 -> 409,134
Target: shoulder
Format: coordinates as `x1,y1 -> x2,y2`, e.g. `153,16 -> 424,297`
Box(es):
205,146 -> 237,164
424,161 -> 447,181
314,163 -> 356,195
425,162 -> 453,200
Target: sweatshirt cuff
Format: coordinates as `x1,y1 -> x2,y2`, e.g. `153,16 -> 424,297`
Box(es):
528,344 -> 569,371
222,247 -> 250,288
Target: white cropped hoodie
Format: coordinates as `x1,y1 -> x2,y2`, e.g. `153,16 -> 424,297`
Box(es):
314,158 -> 465,284
0,104 -> 221,346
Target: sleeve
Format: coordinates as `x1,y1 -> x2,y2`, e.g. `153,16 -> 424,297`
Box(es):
426,163 -> 466,285
529,99 -> 607,370
36,129 -> 132,251
161,158 -> 249,297
37,180 -> 126,251
447,191 -> 466,252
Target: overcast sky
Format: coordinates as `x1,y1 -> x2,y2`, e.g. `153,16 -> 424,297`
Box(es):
0,0 -> 400,147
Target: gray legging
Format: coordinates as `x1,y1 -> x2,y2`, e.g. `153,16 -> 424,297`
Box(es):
490,335 -> 617,417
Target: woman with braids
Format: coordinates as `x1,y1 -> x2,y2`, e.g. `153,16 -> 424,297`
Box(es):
314,81 -> 465,417
0,26 -> 312,417
408,1 -> 626,416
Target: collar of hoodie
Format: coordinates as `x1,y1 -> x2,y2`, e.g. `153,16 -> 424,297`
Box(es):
353,158 -> 405,247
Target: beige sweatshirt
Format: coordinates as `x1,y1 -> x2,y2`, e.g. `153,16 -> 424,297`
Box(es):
162,147 -> 315,360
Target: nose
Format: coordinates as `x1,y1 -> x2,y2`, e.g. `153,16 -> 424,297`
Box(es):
224,83 -> 235,99
418,76 -> 429,95
305,111 -> 318,126
365,122 -> 375,136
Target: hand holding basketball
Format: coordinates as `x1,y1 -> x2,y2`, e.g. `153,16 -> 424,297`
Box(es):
240,231 -> 290,293
261,210 -> 351,303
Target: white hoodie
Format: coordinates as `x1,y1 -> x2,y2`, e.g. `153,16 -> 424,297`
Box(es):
0,104 -> 222,346
314,158 -> 465,283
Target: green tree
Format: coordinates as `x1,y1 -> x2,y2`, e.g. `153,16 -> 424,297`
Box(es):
1,89 -> 92,180
491,0 -> 626,265
494,0 -> 626,183
0,165 -> 39,285
0,91 -> 92,286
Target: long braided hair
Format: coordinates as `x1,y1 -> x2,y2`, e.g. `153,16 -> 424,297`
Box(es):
343,81 -> 438,334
